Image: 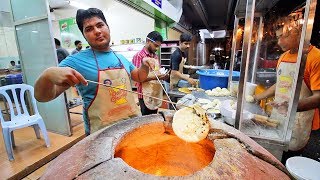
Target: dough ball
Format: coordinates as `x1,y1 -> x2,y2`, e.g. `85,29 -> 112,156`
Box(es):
246,95 -> 255,103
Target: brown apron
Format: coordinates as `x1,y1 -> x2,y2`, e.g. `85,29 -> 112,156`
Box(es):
271,55 -> 314,151
87,51 -> 141,133
142,60 -> 163,110
170,56 -> 189,89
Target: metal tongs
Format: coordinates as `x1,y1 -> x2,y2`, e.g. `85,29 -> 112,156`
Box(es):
86,79 -> 207,118
86,79 -> 180,109
86,67 -> 208,118
151,70 -> 177,111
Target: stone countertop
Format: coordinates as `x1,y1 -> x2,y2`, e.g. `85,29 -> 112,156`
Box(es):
167,88 -> 186,98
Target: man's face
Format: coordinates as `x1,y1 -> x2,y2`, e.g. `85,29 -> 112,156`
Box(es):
77,42 -> 82,50
147,40 -> 161,54
82,17 -> 110,51
180,41 -> 191,51
277,28 -> 300,52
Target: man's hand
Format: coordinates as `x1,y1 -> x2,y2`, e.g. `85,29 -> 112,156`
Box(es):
187,78 -> 197,86
35,67 -> 87,102
44,67 -> 88,87
142,57 -> 155,71
252,95 -> 261,105
157,72 -> 170,80
268,101 -> 289,116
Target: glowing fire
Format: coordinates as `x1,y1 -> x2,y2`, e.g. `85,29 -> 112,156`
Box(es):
114,122 -> 215,176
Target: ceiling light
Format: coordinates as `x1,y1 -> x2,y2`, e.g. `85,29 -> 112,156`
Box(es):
69,1 -> 90,9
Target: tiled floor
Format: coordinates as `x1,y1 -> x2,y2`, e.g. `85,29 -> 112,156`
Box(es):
0,91 -> 171,179
0,106 -> 85,180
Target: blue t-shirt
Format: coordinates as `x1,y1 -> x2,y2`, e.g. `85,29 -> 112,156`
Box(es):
59,48 -> 135,134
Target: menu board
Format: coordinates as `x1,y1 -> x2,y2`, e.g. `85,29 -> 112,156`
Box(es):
59,18 -> 88,48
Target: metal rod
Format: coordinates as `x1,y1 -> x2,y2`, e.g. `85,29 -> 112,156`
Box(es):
228,16 -> 239,89
151,71 -> 177,111
251,16 -> 264,83
235,0 -> 256,130
87,80 -> 183,110
284,0 -> 317,145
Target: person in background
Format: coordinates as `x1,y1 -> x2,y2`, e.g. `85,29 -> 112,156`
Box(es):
34,8 -> 154,135
71,40 -> 83,54
169,33 -> 197,89
8,60 -> 16,70
253,24 -> 320,163
132,31 -> 169,115
54,38 -> 69,63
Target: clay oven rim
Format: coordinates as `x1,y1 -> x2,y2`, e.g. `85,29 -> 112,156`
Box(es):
94,113 -> 290,177
40,113 -> 292,179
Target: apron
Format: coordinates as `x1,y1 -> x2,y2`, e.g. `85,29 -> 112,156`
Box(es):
170,50 -> 189,89
87,50 -> 141,134
271,52 -> 314,151
141,59 -> 163,110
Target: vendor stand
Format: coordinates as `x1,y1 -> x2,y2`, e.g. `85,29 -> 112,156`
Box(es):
228,0 -> 317,159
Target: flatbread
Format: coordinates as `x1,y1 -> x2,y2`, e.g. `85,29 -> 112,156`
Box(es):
178,88 -> 204,94
178,87 -> 191,94
172,107 -> 210,142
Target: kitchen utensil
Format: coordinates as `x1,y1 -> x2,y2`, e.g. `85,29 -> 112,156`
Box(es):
151,70 -> 177,111
87,79 -> 209,142
87,80 -> 185,109
220,100 -> 279,127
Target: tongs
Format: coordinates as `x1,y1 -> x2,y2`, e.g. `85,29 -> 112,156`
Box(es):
86,79 -> 179,109
86,79 -> 207,119
151,70 -> 177,111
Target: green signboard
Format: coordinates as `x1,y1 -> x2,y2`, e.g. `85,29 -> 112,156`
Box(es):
58,18 -> 88,48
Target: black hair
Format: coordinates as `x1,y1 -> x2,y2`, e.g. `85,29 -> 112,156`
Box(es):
180,33 -> 192,43
10,60 -> 15,64
54,38 -> 61,46
76,8 -> 108,34
147,31 -> 163,43
74,40 -> 81,46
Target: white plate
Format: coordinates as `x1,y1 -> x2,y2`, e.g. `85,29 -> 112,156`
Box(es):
286,156 -> 320,180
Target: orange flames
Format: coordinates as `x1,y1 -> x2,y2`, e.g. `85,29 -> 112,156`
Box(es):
114,122 -> 215,176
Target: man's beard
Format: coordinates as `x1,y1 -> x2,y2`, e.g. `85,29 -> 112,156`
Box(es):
148,47 -> 155,54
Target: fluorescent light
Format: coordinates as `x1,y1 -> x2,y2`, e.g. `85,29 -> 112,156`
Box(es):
70,1 -> 90,9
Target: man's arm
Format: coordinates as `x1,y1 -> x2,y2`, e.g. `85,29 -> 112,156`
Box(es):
297,90 -> 320,112
132,56 -> 167,82
254,84 -> 276,101
34,67 -> 87,102
131,58 -> 155,82
171,70 -> 196,85
170,52 -> 197,85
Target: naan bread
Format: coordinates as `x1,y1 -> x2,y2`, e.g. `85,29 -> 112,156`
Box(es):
172,107 -> 210,142
178,88 -> 191,94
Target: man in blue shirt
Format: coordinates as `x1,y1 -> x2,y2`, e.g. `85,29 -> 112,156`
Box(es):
35,8 -> 154,135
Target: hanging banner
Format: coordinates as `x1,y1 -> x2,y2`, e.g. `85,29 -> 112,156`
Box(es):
151,0 -> 162,8
59,18 -> 88,48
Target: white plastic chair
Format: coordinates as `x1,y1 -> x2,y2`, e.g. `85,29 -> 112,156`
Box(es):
0,84 -> 50,161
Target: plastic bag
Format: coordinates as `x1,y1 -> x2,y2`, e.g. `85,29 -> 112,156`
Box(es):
176,94 -> 196,109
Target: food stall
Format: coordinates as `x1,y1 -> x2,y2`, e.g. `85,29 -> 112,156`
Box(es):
37,0 -> 319,178
227,0 -> 317,159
